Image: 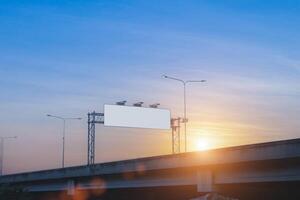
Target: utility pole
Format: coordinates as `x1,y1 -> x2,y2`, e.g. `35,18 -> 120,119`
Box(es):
46,114 -> 82,168
0,136 -> 17,176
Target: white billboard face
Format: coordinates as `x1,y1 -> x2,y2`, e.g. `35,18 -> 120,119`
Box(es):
104,104 -> 171,129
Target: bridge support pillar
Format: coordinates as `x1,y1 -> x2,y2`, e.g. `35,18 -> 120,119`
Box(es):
197,169 -> 213,193
67,180 -> 75,196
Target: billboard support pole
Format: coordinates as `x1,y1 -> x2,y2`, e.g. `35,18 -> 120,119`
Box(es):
87,111 -> 104,166
171,117 -> 181,154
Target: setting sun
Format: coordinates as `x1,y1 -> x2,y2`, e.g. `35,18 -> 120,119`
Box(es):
195,138 -> 211,151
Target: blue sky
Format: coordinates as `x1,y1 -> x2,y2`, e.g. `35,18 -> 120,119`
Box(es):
0,0 -> 300,174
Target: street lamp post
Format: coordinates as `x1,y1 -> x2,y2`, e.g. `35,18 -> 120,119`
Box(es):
0,136 -> 17,175
46,114 -> 82,168
163,75 -> 206,152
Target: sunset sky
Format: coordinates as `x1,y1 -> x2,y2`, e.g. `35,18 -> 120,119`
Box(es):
1,0 -> 300,174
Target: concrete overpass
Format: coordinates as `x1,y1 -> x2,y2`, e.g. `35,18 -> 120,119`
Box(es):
2,138 -> 300,199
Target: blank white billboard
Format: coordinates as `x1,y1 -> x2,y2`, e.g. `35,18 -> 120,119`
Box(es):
104,104 -> 171,129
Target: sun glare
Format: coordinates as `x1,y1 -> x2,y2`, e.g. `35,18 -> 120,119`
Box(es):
195,138 -> 211,151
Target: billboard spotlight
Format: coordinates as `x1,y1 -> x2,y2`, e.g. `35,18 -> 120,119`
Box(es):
133,102 -> 144,107
116,101 -> 127,105
149,103 -> 160,108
